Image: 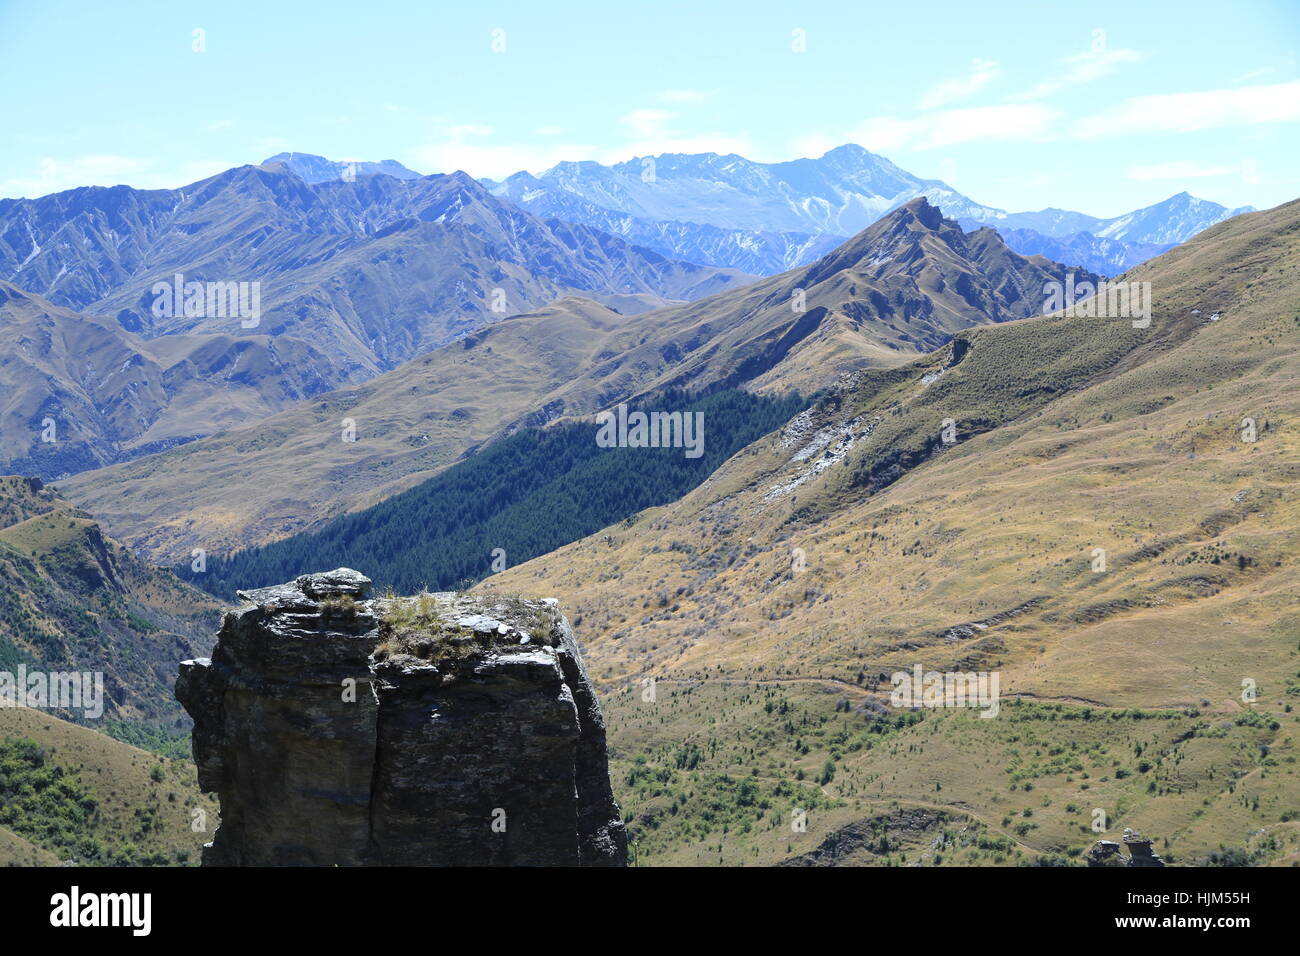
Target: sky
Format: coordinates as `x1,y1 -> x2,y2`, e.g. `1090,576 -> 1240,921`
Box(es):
1,0 -> 1297,216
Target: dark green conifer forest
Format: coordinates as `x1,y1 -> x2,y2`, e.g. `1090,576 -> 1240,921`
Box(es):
181,389 -> 807,598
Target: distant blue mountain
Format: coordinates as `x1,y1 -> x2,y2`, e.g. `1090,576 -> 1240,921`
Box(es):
482,145 -> 1252,276
263,147 -> 1252,276
262,152 -> 422,183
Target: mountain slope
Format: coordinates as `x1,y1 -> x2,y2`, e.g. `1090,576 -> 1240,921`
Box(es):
59,296 -> 640,559
972,190 -> 1252,243
533,197 -> 1097,402
974,227 -> 1174,276
0,476 -> 220,737
0,282 -> 349,479
962,192 -> 1254,274
63,201 -> 1095,561
178,388 -> 809,599
485,197 -> 1297,695
477,199 -> 1300,865
510,145 -> 1001,235
0,163 -> 749,329
486,144 -> 996,272
1092,191 -> 1255,244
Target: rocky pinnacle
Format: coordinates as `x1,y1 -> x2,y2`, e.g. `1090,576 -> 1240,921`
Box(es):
176,568 -> 627,866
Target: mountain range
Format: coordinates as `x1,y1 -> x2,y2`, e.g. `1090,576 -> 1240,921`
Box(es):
263,151 -> 423,183
59,198 -> 1096,562
0,145 -> 1251,484
0,163 -> 749,477
481,145 -> 1251,275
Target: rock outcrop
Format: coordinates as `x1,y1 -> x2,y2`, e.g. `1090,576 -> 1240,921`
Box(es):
1086,829 -> 1166,867
1085,841 -> 1128,867
1121,829 -> 1166,867
176,569 -> 627,866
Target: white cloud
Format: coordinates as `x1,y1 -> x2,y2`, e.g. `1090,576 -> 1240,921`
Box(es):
1075,80 -> 1300,138
608,108 -> 753,160
620,108 -> 675,137
789,133 -> 841,158
1128,160 -> 1237,181
252,136 -> 291,155
1231,67 -> 1273,85
412,120 -> 595,178
415,105 -> 756,178
920,59 -> 1000,110
1019,46 -> 1141,99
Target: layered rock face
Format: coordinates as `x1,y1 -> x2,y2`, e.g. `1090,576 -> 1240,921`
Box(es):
176,569 -> 627,866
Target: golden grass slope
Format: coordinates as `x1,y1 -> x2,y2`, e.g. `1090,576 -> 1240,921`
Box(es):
480,199 -> 1300,864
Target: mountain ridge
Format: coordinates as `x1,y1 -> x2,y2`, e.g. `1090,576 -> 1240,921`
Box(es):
62,198 -> 1097,562
484,144 -> 1251,275
0,163 -> 752,479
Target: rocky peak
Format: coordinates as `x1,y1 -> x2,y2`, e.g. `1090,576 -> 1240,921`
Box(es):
176,568 -> 627,866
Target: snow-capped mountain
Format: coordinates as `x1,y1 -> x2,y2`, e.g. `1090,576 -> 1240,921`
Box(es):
968,191 -> 1253,245
974,227 -> 1176,276
485,144 -> 1006,272
1091,191 -> 1254,245
485,169 -> 843,274
251,148 -> 1251,276
522,144 -> 1004,234
262,152 -> 422,183
483,145 -> 1251,276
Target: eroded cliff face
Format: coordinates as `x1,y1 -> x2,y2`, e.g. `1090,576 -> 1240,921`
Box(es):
176,568 -> 627,866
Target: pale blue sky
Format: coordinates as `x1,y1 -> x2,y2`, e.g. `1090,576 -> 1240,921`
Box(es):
2,0 -> 1297,216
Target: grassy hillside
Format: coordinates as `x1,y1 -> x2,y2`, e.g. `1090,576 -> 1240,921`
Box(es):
480,200 -> 1300,865
601,681 -> 1300,866
0,707 -> 218,866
